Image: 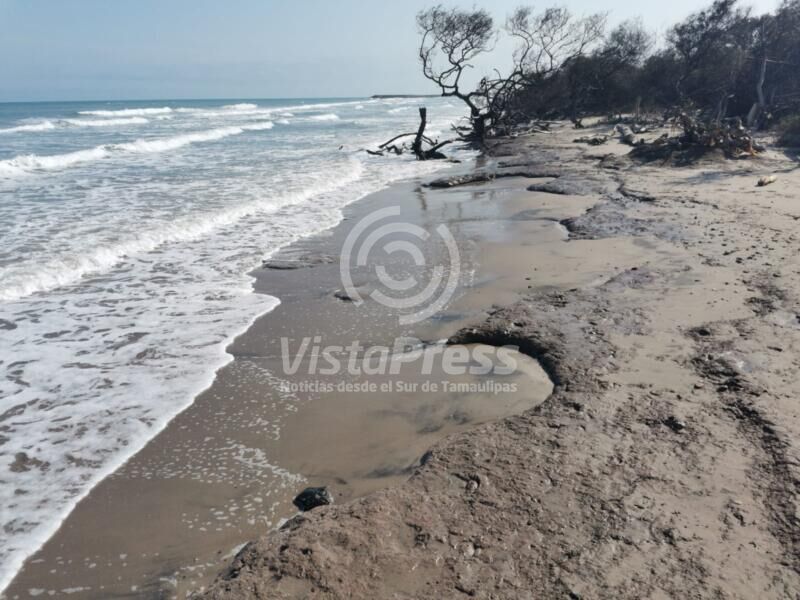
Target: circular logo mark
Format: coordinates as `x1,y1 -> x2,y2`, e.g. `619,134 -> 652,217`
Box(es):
340,206 -> 460,325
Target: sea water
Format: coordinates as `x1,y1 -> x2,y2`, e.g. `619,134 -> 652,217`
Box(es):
0,97 -> 467,592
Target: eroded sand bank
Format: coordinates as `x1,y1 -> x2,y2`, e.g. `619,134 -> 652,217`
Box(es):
198,123 -> 800,599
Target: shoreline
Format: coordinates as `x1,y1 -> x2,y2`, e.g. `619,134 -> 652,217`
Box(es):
1,95 -> 477,597
200,124 -> 800,599
7,147 -> 548,598
1,142 -> 470,597
7,118 -> 799,599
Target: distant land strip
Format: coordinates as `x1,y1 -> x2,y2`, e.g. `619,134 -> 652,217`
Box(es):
370,94 -> 440,99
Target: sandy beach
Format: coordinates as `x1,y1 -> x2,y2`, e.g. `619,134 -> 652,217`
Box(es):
3,0 -> 800,598
6,119 -> 800,599
6,138 -> 558,598
196,122 -> 800,599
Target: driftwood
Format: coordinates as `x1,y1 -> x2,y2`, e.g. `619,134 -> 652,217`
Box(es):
574,134 -> 609,146
616,124 -> 643,146
631,113 -> 762,164
368,107 -> 454,160
515,121 -> 552,135
379,132 -> 435,149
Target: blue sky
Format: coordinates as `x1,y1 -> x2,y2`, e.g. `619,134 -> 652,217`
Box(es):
0,0 -> 780,102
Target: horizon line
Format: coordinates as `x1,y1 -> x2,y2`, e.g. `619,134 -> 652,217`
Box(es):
0,94 -> 439,105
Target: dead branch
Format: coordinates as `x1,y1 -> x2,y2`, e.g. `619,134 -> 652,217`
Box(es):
379,132 -> 435,149
367,107 -> 455,160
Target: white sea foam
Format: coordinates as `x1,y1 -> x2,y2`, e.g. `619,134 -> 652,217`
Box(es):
0,146 -> 111,174
0,158 -> 382,593
114,121 -> 272,154
309,113 -> 340,121
0,122 -> 274,177
0,97 -> 470,596
0,117 -> 147,134
63,117 -> 149,127
0,120 -> 57,134
78,107 -> 174,117
0,145 -> 347,304
222,103 -> 259,110
168,100 -> 362,121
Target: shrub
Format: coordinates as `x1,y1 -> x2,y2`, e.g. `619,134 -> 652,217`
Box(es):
777,115 -> 800,147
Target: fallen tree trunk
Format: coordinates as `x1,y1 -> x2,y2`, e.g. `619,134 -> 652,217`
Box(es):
411,107 -> 428,159
616,124 -> 640,146
367,107 -> 454,160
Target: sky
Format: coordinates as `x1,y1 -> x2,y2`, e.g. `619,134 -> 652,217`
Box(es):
0,0 -> 781,102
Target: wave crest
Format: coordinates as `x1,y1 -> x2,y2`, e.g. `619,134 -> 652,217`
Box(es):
0,121 -> 57,134
222,103 -> 259,110
0,122 -> 274,177
0,156 -> 362,301
64,117 -> 149,128
78,107 -> 174,117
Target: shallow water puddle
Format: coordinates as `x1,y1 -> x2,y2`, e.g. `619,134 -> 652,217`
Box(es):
272,343 -> 553,493
8,344 -> 551,599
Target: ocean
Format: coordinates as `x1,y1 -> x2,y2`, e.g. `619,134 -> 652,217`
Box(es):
0,97 -> 467,592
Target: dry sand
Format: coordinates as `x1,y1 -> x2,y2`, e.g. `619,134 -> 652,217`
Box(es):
197,123 -> 800,599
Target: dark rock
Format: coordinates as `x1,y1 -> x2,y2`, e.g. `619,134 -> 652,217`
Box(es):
663,416 -> 687,433
293,487 -> 333,512
334,290 -> 355,302
574,135 -> 609,146
0,319 -> 17,331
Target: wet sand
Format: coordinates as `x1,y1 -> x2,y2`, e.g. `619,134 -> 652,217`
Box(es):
12,120 -> 800,599
5,163 -> 571,598
196,124 -> 800,599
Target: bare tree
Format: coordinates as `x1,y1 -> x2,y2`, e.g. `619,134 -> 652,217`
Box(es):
505,7 -> 607,126
417,5 -> 605,143
417,6 -> 496,142
669,0 -> 750,106
508,7 -> 606,81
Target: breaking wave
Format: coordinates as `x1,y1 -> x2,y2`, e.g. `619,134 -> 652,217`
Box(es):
0,156 -> 362,302
222,103 -> 259,110
78,107 -> 174,117
63,117 -> 149,127
309,113 -> 340,121
0,122 -> 274,176
0,121 -> 57,134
